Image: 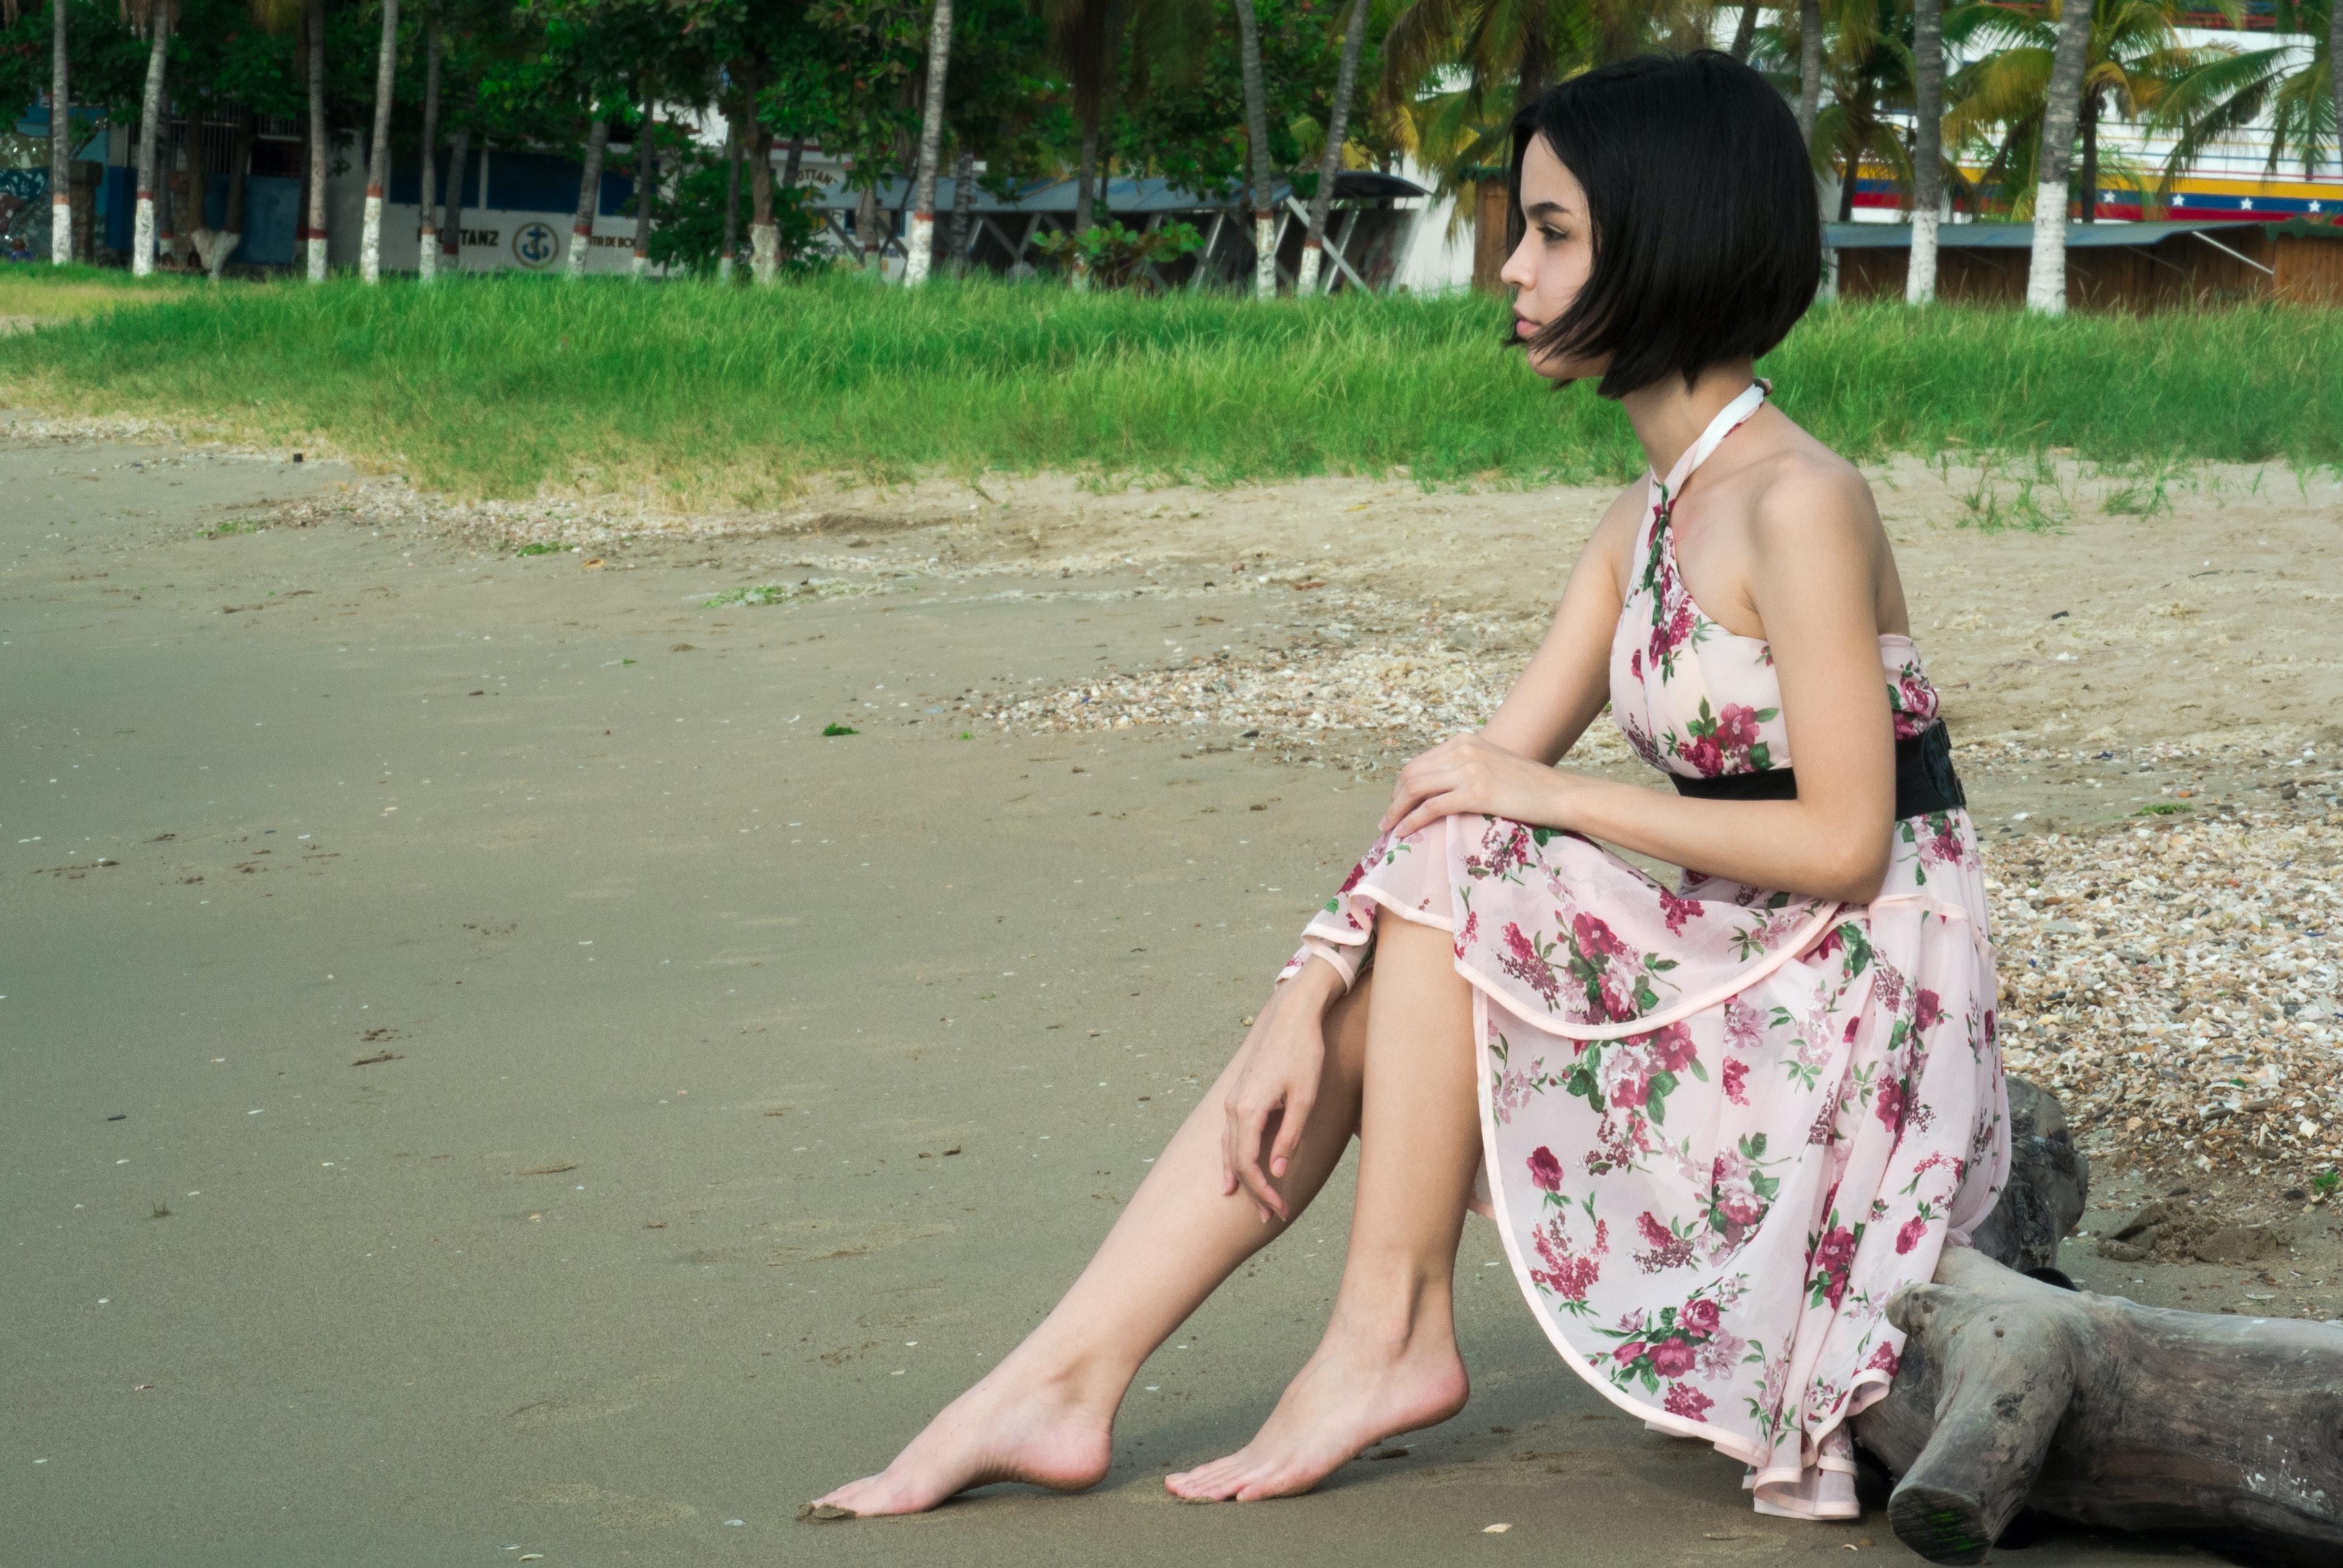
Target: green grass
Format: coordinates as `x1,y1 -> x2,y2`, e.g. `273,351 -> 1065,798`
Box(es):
0,268 -> 2336,501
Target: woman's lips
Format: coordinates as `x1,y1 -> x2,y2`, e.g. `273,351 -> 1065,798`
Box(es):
1514,315 -> 1539,338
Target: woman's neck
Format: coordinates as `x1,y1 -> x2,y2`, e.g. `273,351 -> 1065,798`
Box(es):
1619,359 -> 1760,483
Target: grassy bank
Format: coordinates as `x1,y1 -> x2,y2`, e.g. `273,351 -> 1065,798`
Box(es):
0,269 -> 2335,501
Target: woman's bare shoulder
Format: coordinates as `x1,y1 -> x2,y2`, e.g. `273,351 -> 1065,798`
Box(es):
1742,426 -> 1881,557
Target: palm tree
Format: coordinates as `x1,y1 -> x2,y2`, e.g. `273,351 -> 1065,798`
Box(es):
1381,0 -> 1703,262
306,0 -> 327,279
1948,0 -> 2215,223
2148,0 -> 2336,194
1298,0 -> 1371,295
903,0 -> 957,285
360,0 -> 401,283
50,0 -> 70,263
1909,0 -> 1945,301
1048,0 -> 1124,242
418,5 -> 443,280
1234,0 -> 1274,298
2025,0 -> 2092,312
126,0 -> 174,278
566,111 -> 611,277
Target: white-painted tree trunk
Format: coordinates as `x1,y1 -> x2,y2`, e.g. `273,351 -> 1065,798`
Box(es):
2025,0 -> 2095,315
131,5 -> 170,279
568,117 -> 609,278
748,124 -> 778,285
2025,191 -> 2069,314
306,0 -> 329,282
1233,0 -> 1276,301
1297,0 -> 1369,296
418,12 -> 442,284
903,0 -> 955,286
1906,0 -> 1944,304
49,0 -> 71,266
1906,206 -> 1939,305
360,0 -> 400,284
718,120 -> 740,281
632,95 -> 654,279
751,223 -> 778,279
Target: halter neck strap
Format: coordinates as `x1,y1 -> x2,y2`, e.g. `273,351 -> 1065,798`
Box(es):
1654,381 -> 1768,504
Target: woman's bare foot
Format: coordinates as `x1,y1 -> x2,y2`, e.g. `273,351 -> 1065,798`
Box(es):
814,1368 -> 1116,1517
1163,1324 -> 1468,1501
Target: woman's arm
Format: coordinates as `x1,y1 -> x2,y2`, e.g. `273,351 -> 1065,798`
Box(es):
1381,459 -> 1897,906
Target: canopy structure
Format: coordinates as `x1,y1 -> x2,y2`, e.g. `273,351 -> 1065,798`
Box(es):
1826,219 -> 2343,308
807,169 -> 1432,293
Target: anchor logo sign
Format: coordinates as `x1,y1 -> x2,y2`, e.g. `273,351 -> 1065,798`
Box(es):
512,220 -> 559,270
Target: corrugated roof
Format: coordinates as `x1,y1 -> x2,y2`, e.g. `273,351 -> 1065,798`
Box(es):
1824,220 -> 2269,249
808,171 -> 1426,214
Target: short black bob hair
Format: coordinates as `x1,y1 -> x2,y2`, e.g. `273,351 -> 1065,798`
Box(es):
1510,51 -> 1820,399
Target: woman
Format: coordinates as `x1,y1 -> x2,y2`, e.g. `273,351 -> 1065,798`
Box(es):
816,50 -> 2007,1522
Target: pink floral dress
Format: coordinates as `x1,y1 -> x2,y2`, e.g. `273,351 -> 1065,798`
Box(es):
1282,384 -> 2008,1520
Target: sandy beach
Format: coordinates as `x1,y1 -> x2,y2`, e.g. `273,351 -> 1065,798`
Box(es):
4,422 -> 2338,1566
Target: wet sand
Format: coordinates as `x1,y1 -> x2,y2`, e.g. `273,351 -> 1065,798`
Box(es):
5,426 -> 2336,1566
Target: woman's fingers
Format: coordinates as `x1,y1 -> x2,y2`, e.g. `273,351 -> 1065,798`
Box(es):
1389,788 -> 1466,844
1230,1099 -> 1289,1222
1267,1088 -> 1314,1180
1382,765 -> 1463,832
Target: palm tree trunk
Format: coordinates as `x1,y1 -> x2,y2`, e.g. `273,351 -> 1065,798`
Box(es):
442,98 -> 473,272
1797,0 -> 1823,145
1298,0 -> 1370,296
2332,0 -> 2341,192
1515,14 -> 1549,108
132,7 -> 169,278
2079,91 -> 2099,222
213,113 -> 252,279
1729,0 -> 1761,62
1074,120 -> 1098,240
48,0 -> 70,265
418,11 -> 442,283
1907,0 -> 1943,303
719,115 -> 741,281
903,0 -> 955,286
566,114 -> 608,278
632,93 -> 655,279
1233,0 -> 1276,300
361,0 -> 399,283
855,180 -> 880,272
2025,0 -> 2094,314
305,0 -> 329,281
948,145 -> 974,275
782,134 -> 802,189
749,125 -> 778,283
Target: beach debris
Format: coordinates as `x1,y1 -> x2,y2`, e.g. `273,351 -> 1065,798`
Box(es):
1365,1446 -> 1409,1461
821,723 -> 859,737
1990,797 -> 2341,1189
106,1113 -> 125,1121
1483,1522 -> 1512,1534
796,1503 -> 856,1522
517,1163 -> 578,1177
350,1051 -> 401,1067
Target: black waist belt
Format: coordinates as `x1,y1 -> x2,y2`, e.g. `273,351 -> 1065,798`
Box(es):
1669,722 -> 1966,820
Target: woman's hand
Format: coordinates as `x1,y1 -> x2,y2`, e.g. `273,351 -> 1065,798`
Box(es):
1381,732 -> 1571,841
1222,962 -> 1341,1224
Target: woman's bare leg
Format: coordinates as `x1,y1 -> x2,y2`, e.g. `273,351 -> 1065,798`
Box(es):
813,966 -> 1379,1515
1165,910 -> 1481,1500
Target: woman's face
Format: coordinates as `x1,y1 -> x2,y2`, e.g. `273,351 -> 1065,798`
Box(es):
1499,137 -> 1604,384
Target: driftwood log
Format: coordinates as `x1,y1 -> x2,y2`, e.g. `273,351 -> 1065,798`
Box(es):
1855,1080 -> 2343,1565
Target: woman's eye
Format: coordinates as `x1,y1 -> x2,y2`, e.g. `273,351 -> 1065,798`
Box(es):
1541,226 -> 1569,244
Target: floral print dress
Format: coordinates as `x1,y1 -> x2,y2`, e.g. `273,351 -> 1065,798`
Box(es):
1282,384 -> 2008,1520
